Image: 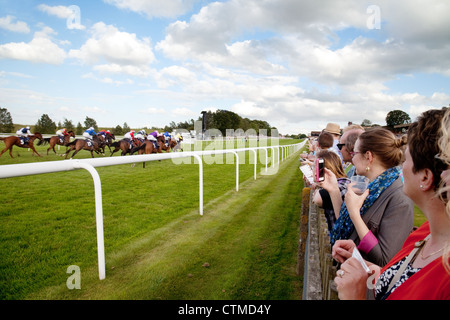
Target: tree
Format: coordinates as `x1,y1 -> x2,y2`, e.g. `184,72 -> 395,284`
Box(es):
122,122 -> 130,133
361,119 -> 372,127
386,110 -> 411,127
35,114 -> 56,133
112,125 -> 123,135
0,107 -> 14,133
84,116 -> 98,131
212,109 -> 242,135
76,122 -> 83,135
62,118 -> 75,132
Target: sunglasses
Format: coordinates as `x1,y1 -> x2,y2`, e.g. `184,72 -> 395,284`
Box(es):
337,143 -> 345,150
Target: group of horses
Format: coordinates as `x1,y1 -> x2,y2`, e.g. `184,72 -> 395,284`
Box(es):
0,131 -> 180,159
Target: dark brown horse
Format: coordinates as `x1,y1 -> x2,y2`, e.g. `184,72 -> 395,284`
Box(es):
64,135 -> 104,159
110,138 -> 143,156
129,135 -> 166,155
164,138 -> 178,152
129,136 -> 175,168
97,132 -> 115,153
0,132 -> 43,158
38,130 -> 76,155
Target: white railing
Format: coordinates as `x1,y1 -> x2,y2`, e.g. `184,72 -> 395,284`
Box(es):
0,141 -> 306,280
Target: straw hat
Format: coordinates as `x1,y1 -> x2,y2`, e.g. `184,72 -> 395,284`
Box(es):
324,123 -> 341,135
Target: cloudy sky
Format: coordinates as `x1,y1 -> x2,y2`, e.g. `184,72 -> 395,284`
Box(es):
1,0 -> 449,135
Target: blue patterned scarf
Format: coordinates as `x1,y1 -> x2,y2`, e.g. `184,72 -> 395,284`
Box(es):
330,166 -> 401,245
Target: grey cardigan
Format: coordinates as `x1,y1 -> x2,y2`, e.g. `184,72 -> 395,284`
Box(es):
349,177 -> 414,267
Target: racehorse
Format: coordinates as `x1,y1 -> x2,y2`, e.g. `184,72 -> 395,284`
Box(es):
129,135 -> 166,155
129,135 -> 174,168
38,130 -> 76,155
162,138 -> 178,153
64,135 -> 104,159
0,132 -> 43,158
97,132 -> 115,153
110,138 -> 143,156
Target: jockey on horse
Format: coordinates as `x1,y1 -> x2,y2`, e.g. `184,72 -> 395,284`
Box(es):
56,128 -> 69,144
16,126 -> 32,145
82,127 -> 97,147
0,130 -> 43,158
135,129 -> 146,143
123,130 -> 137,149
147,130 -> 162,149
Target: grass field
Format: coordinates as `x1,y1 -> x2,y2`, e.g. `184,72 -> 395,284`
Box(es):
0,138 -> 305,299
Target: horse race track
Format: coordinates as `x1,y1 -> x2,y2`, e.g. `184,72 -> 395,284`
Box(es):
0,139 -> 305,300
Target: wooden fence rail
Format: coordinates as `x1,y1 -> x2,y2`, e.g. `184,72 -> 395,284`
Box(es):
298,187 -> 338,300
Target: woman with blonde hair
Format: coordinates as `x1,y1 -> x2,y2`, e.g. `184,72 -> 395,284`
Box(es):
329,127 -> 414,267
437,108 -> 450,274
333,108 -> 450,300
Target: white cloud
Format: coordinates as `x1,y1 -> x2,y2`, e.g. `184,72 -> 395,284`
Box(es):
82,72 -> 134,86
0,15 -> 30,33
139,107 -> 166,114
0,26 -> 66,64
38,4 -> 74,19
38,4 -> 86,30
93,64 -> 150,77
173,107 -> 197,116
83,106 -> 107,114
104,0 -> 198,18
69,22 -> 155,76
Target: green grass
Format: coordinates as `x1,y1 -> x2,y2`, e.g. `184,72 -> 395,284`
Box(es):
0,138 -> 305,299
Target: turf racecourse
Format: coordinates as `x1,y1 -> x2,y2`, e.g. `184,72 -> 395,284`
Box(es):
0,139 -> 305,300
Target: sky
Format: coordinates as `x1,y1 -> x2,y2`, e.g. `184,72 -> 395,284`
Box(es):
1,0 -> 450,135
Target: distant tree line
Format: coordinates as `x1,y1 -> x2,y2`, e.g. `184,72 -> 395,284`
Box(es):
1,106 -> 447,136
165,109 -> 276,136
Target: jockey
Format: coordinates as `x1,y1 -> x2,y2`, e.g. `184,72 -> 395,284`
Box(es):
16,126 -> 32,144
123,130 -> 136,149
135,130 -> 146,141
147,130 -> 160,148
98,129 -> 107,136
56,128 -> 68,142
163,131 -> 171,148
83,127 -> 97,146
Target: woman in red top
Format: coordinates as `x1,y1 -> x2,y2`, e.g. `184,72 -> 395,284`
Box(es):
332,108 -> 450,300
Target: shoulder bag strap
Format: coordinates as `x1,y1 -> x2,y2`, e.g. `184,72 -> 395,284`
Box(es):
385,234 -> 431,293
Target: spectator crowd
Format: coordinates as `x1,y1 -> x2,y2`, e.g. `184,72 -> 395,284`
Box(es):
299,107 -> 450,300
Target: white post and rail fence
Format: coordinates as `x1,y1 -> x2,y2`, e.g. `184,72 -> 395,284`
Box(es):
0,141 -> 306,281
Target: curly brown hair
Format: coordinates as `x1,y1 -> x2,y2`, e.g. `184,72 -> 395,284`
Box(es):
407,107 -> 448,190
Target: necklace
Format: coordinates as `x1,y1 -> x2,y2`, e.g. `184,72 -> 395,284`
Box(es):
420,241 -> 445,260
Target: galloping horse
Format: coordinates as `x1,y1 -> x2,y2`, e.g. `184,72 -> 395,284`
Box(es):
64,135 -> 104,159
129,135 -> 173,168
163,138 -> 178,152
129,135 -> 166,155
110,138 -> 143,156
0,132 -> 43,158
38,131 -> 76,155
98,132 -> 115,153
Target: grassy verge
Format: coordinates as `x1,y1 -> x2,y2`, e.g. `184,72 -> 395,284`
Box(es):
0,139 -> 304,299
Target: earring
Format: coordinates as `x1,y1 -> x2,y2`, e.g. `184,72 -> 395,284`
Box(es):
420,185 -> 423,189
365,166 -> 370,172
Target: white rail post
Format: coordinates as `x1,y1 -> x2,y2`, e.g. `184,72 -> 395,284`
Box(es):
249,149 -> 257,180
72,161 -> 106,280
232,151 -> 239,191
192,153 -> 203,216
